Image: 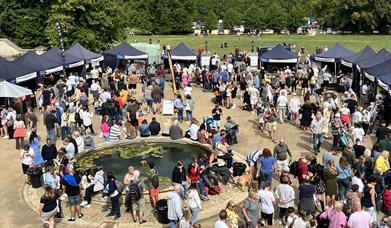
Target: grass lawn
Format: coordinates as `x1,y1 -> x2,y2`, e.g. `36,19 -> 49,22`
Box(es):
128,34 -> 391,57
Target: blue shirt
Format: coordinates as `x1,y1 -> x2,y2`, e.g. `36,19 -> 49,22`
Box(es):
221,71 -> 229,82
336,163 -> 351,179
213,71 -> 220,82
139,123 -> 150,136
259,156 -> 276,173
43,173 -> 57,190
322,151 -> 336,167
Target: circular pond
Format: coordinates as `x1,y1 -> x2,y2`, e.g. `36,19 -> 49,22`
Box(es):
75,141 -> 210,187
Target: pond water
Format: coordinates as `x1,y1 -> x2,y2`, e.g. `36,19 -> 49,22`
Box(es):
78,142 -> 209,181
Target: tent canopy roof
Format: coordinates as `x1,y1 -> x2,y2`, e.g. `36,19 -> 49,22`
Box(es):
171,42 -> 197,60
341,46 -> 376,64
377,73 -> 391,89
315,43 -> 354,59
358,48 -> 391,69
41,47 -> 65,65
14,50 -> 63,72
104,42 -> 148,59
365,58 -> 391,77
0,58 -> 37,81
261,44 -> 298,60
65,43 -> 102,62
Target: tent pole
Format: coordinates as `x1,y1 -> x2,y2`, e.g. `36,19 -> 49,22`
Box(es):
167,50 -> 177,96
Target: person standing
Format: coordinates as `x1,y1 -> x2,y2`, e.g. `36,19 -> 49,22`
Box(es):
168,184 -> 183,228
105,171 -> 121,221
275,176 -> 295,224
174,95 -> 184,123
273,139 -> 292,176
20,145 -> 35,184
212,105 -> 223,129
336,157 -> 352,202
257,148 -> 277,188
13,115 -> 27,150
39,185 -> 61,228
276,91 -> 288,123
310,112 -> 325,155
81,106 -> 94,134
257,181 -> 276,228
60,165 -> 83,222
298,176 -> 316,215
362,176 -> 377,224
242,190 -> 261,228
347,200 -> 373,228
45,107 -> 57,143
324,160 -> 338,207
128,171 -> 146,224
187,182 -> 202,226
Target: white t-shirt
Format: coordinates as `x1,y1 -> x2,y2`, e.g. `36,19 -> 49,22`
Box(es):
347,211 -> 373,228
184,86 -> 192,96
257,190 -> 275,214
275,184 -> 295,208
352,176 -> 364,193
352,111 -> 363,123
290,98 -> 301,112
214,220 -> 229,228
277,95 -> 288,107
90,83 -> 101,92
248,87 -> 259,99
352,127 -> 365,142
361,84 -> 368,95
189,124 -> 199,141
227,63 -> 233,73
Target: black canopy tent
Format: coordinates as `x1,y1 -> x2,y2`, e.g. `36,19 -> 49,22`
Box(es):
363,58 -> 391,92
0,58 -> 37,83
358,48 -> 391,82
13,51 -> 64,77
103,42 -> 148,69
260,44 -> 298,70
64,43 -> 103,70
340,46 -> 376,93
312,43 -> 354,78
170,42 -> 198,61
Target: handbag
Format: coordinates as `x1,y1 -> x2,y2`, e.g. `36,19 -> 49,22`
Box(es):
342,168 -> 352,182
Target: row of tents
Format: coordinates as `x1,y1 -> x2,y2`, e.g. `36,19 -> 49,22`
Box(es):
259,43 -> 391,93
0,42 -> 198,83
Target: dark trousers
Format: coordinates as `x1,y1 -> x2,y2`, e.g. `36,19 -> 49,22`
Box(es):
84,185 -> 94,204
83,124 -> 95,134
332,134 -> 339,149
217,154 -> 233,168
110,194 -> 121,218
15,137 -> 24,150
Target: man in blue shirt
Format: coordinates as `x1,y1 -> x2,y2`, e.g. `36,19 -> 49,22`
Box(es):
220,70 -> 229,83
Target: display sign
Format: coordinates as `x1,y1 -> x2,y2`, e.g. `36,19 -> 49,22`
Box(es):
162,100 -> 174,115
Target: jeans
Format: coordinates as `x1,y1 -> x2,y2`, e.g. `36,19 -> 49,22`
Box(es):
61,126 -> 68,140
376,192 -> 383,211
47,128 -> 56,143
186,110 -> 193,121
259,171 -> 273,188
170,220 -> 179,228
312,133 -> 324,153
190,207 -> 200,225
177,109 -> 183,122
194,180 -> 206,197
337,178 -> 351,200
213,120 -> 221,129
110,194 -> 121,218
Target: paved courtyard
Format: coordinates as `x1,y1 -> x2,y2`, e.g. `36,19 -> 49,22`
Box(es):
0,82 -> 375,227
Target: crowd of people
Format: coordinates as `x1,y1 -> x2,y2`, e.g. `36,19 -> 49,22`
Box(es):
1,50 -> 391,228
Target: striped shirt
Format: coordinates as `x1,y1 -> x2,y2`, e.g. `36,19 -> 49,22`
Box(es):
246,150 -> 263,166
109,124 -> 121,141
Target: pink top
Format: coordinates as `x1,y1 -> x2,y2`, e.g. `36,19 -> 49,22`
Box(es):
100,122 -> 110,136
320,207 -> 346,228
182,73 -> 189,85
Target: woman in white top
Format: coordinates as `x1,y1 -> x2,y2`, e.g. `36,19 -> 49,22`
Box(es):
292,210 -> 310,228
186,183 -> 202,226
73,131 -> 84,153
20,144 -> 35,184
275,176 -> 295,223
289,93 -> 301,123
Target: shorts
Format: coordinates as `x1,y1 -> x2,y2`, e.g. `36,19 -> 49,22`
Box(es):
149,187 -> 160,198
250,98 -> 257,105
131,198 -> 145,211
68,195 -> 81,206
40,207 -> 57,221
266,122 -> 277,131
146,99 -> 153,107
128,84 -> 137,90
22,163 -> 29,174
261,212 -> 273,225
276,159 -> 289,171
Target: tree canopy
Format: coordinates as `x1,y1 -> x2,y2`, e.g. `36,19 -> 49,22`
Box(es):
0,0 -> 389,51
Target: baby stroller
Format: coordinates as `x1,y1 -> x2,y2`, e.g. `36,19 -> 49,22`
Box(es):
226,124 -> 239,145
242,90 -> 251,111
256,101 -> 265,130
203,116 -> 215,131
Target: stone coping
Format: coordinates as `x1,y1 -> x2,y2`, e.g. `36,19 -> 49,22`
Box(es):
23,136 -> 249,227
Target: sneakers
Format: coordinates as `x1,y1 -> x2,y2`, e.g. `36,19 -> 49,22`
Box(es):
140,220 -> 146,224
80,201 -> 88,207
113,216 -> 121,221
83,204 -> 91,208
106,213 -> 114,217
2,135 -> 8,139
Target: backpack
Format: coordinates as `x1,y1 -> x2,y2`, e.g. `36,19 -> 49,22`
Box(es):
150,172 -> 159,188
75,109 -> 82,124
115,180 -> 125,194
128,181 -> 142,201
289,161 -> 299,177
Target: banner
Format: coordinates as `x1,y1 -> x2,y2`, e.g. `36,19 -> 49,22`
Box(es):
53,20 -> 65,55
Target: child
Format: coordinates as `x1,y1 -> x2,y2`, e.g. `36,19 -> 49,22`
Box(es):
284,207 -> 298,228
147,162 -> 159,210
346,184 -> 360,209
179,208 -> 191,228
309,218 -> 317,228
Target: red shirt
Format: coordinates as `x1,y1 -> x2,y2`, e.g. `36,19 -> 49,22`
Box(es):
384,189 -> 391,211
297,158 -> 308,183
188,164 -> 201,182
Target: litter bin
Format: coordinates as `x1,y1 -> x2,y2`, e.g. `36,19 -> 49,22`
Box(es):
233,162 -> 246,177
156,199 -> 170,224
27,167 -> 42,188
